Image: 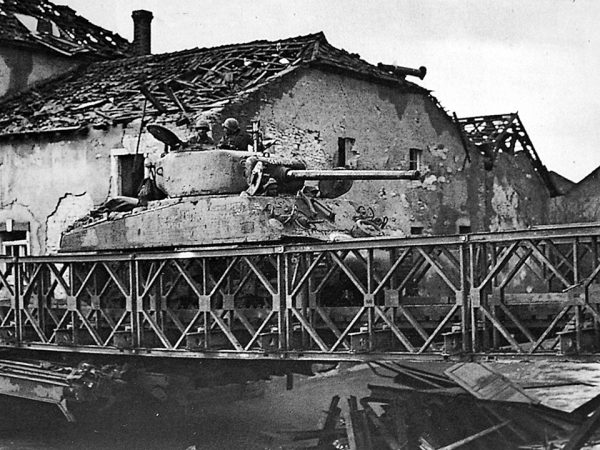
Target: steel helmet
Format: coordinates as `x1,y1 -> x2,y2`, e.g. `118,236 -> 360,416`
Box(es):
195,118 -> 210,130
222,118 -> 239,132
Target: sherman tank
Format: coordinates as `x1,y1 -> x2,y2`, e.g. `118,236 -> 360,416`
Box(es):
60,123 -> 419,252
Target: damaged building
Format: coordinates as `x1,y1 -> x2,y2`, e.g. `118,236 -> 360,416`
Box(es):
0,0 -> 131,98
0,14 -> 561,255
457,113 -> 600,227
3,5 -> 600,449
0,2 -> 593,257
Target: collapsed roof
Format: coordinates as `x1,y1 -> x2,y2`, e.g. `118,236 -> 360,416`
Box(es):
0,32 -> 431,136
0,0 -> 131,58
458,113 -> 558,196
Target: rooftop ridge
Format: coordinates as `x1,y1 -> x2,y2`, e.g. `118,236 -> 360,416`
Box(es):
88,31 -> 328,68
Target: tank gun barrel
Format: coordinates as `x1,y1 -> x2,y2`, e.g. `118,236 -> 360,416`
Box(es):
284,169 -> 420,181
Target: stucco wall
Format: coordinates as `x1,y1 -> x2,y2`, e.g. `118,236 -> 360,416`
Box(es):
0,128 -> 115,253
465,151 -> 551,232
0,44 -> 79,98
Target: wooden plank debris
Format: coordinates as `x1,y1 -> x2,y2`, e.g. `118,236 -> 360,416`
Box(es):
347,395 -> 373,450
162,82 -> 188,115
269,360 -> 600,450
437,421 -> 510,450
360,399 -> 402,450
444,362 -> 540,404
140,84 -> 167,113
317,395 -> 341,446
563,404 -> 600,450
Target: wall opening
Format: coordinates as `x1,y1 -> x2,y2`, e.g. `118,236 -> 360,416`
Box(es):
409,148 -> 423,171
456,218 -> 471,235
111,150 -> 146,197
0,220 -> 30,256
410,226 -> 424,236
119,154 -> 145,197
337,137 -> 355,167
458,225 -> 472,234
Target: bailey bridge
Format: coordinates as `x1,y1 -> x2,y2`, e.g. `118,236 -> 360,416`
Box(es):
2,222 -> 600,362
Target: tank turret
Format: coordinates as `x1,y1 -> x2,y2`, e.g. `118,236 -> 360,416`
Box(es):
60,124 -> 419,252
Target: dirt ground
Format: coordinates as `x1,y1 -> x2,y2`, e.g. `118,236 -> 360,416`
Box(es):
1,359 -> 600,449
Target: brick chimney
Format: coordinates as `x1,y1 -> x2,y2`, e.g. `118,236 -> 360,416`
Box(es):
132,10 -> 153,56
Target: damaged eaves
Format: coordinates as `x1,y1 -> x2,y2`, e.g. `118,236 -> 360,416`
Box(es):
0,0 -> 132,59
0,32 -> 434,138
0,125 -> 88,141
458,112 -> 559,197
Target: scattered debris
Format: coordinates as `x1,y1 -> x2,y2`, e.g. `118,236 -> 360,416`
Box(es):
0,358 -> 127,422
267,362 -> 600,450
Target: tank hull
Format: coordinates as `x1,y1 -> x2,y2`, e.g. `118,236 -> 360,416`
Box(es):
60,195 -> 360,252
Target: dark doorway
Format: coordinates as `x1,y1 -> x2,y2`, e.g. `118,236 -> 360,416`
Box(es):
119,154 -> 145,197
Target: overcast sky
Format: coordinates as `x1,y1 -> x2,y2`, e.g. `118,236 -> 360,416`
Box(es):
57,0 -> 600,183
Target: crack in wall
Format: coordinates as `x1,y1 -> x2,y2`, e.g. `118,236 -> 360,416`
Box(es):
0,198 -> 18,209
45,192 -> 92,254
45,191 -> 87,223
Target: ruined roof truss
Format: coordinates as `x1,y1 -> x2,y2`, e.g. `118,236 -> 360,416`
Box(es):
458,113 -> 558,196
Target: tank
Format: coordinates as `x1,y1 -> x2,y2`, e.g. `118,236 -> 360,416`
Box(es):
60,124 -> 419,252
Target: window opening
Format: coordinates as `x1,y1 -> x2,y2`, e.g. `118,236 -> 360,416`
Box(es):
0,220 -> 29,257
337,137 -> 355,167
2,232 -> 28,256
0,223 -> 28,286
118,154 -> 145,197
1,229 -> 28,280
458,225 -> 472,234
410,226 -> 424,235
409,148 -> 422,171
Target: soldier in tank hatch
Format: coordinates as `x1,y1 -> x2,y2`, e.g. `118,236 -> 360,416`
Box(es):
185,118 -> 214,147
217,117 -> 253,151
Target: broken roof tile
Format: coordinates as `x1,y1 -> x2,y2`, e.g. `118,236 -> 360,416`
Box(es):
0,32 -> 427,135
0,0 -> 131,59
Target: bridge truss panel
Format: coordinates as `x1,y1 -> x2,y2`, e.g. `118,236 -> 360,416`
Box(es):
1,225 -> 600,361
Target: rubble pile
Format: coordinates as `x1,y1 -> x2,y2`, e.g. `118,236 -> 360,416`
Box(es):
0,358 -> 128,421
268,362 -> 600,450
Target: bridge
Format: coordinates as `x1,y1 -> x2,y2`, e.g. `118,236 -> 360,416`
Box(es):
2,222 -> 600,362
